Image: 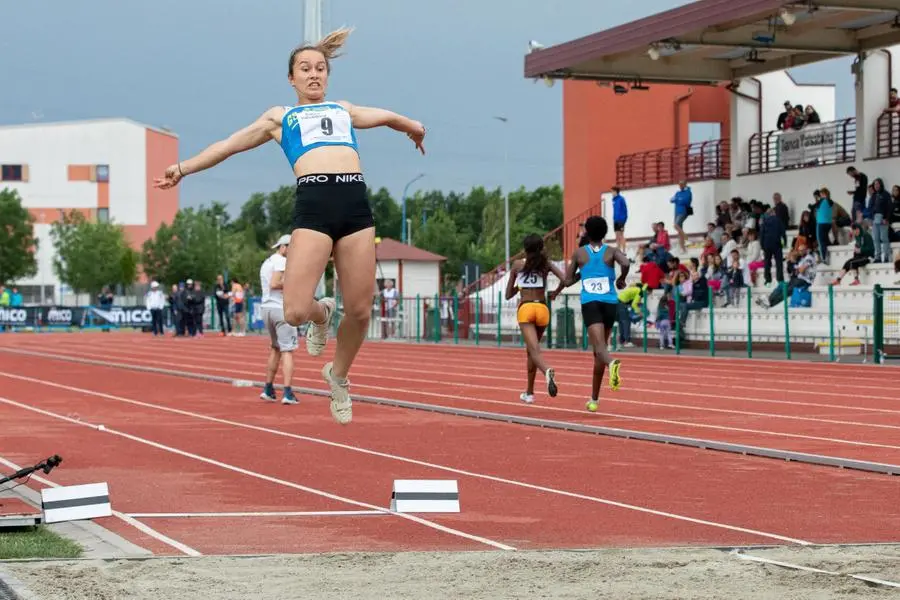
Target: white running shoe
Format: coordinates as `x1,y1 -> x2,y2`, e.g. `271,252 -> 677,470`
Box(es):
306,298 -> 336,356
322,362 -> 352,425
519,392 -> 535,404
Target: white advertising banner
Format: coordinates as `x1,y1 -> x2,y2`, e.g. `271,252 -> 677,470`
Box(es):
779,123 -> 840,167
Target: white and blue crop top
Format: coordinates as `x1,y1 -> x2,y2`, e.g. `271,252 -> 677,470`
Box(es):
279,102 -> 359,167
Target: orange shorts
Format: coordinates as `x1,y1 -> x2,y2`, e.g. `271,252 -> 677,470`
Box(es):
517,301 -> 550,327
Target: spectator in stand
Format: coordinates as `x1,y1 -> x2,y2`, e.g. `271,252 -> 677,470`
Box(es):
700,237 -> 718,263
677,269 -> 708,339
884,88 -> 899,114
757,246 -> 817,310
795,210 -> 816,253
381,278 -> 400,338
858,183 -> 875,224
870,178 -> 892,263
726,249 -> 745,307
743,228 -> 764,285
772,193 -> 790,246
721,230 -> 739,266
760,208 -> 786,286
777,101 -> 792,130
715,202 -> 731,228
789,105 -> 806,130
639,258 -> 665,290
611,186 -> 628,251
145,281 -> 166,336
655,290 -> 674,350
805,105 -> 821,125
213,274 -> 232,336
812,187 -> 835,262
670,181 -> 692,254
707,221 -> 726,249
832,223 -> 873,287
729,197 -> 746,232
847,166 -> 869,214
890,185 -> 900,243
705,254 -> 728,299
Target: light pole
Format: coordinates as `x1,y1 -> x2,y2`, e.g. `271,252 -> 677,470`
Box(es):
493,116 -> 510,269
401,173 -> 425,245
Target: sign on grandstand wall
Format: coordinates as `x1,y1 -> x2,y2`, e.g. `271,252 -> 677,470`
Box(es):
0,307 -> 38,327
779,123 -> 839,167
88,306 -> 153,327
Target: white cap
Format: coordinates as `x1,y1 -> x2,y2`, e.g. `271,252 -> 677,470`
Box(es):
150,281 -> 159,288
271,234 -> 291,249
186,278 -> 194,285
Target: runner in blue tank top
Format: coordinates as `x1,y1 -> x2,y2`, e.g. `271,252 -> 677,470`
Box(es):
552,216 -> 629,410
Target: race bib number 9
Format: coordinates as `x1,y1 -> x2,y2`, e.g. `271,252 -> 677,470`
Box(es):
298,107 -> 353,146
582,277 -> 611,295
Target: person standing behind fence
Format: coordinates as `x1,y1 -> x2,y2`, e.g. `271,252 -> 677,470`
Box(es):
381,279 -> 399,338
231,278 -> 246,336
812,188 -> 835,263
213,274 -> 233,336
145,281 -> 166,336
190,281 -> 206,336
870,178 -> 892,263
259,235 -> 299,405
181,279 -> 196,336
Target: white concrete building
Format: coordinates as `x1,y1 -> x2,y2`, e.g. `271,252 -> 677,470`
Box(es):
0,118 -> 179,303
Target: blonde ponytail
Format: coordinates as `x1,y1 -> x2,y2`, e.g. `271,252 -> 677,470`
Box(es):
288,26 -> 354,75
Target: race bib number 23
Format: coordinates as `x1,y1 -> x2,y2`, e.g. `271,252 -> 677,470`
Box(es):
582,277 -> 610,295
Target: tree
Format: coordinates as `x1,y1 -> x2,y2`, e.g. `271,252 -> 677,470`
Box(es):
51,210 -> 138,295
140,206 -> 223,286
368,187 -> 402,240
413,208 -> 471,282
223,226 -> 269,286
0,188 -> 38,284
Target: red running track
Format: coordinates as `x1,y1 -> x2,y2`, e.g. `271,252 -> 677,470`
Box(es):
0,333 -> 899,556
7,334 -> 900,464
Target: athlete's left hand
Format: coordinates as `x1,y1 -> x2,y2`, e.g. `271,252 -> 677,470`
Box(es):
615,276 -> 627,290
408,122 -> 426,155
154,164 -> 184,189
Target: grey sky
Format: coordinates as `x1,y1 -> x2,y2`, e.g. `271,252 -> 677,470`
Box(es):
2,0 -> 852,215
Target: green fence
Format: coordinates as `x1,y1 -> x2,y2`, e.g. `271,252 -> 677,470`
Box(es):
873,285 -> 900,363
355,284 -> 890,363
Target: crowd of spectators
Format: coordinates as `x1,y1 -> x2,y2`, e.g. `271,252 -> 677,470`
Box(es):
144,276 -> 249,338
776,100 -> 822,131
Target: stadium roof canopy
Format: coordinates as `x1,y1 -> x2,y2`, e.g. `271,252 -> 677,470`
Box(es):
524,0 -> 900,87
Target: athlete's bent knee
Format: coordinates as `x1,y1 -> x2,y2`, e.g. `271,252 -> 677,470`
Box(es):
342,300 -> 371,325
284,299 -> 315,327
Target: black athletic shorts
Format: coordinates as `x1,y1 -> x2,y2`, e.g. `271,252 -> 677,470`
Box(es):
581,300 -> 617,330
613,221 -> 626,232
293,173 -> 375,241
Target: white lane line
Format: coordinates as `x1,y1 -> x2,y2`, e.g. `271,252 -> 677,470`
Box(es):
0,374 -> 812,546
0,396 -> 515,552
731,550 -> 900,589
126,511 -> 387,518
0,455 -> 201,557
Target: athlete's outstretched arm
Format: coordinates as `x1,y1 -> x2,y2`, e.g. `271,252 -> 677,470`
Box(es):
153,107 -> 282,189
340,102 -> 426,154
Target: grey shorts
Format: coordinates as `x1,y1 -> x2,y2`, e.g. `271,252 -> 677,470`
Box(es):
262,307 -> 298,352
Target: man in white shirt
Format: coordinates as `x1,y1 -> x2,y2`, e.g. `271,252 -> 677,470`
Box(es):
259,234 -> 298,405
756,246 -> 817,309
145,281 -> 166,336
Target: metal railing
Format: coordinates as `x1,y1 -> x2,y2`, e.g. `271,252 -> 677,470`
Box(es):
459,202 -> 603,299
615,139 -> 730,190
747,118 -> 856,174
876,112 -> 900,158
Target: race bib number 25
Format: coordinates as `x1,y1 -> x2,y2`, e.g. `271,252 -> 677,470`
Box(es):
582,277 -> 610,295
